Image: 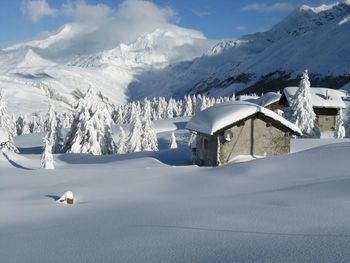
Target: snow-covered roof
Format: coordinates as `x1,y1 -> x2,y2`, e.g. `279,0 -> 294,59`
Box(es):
186,101 -> 301,135
246,92 -> 281,107
237,94 -> 259,101
283,87 -> 347,109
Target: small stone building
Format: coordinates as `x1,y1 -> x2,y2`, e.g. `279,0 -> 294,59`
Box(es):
280,87 -> 347,132
186,101 -> 301,166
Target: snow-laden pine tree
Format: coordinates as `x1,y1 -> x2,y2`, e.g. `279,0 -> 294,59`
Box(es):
22,115 -> 31,135
0,89 -> 16,137
64,88 -> 116,155
46,103 -> 64,153
41,135 -> 54,169
289,70 -> 320,138
61,112 -> 72,128
182,95 -> 193,117
30,115 -> 42,133
113,105 -> 124,124
166,98 -> 175,119
0,89 -> 18,151
128,103 -> 143,153
141,100 -> 158,151
16,115 -> 24,135
334,109 -> 346,139
169,132 -> 178,149
116,127 -> 128,154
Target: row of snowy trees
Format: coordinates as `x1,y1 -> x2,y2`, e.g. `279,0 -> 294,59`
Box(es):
14,93 -> 235,137
112,94 -> 235,125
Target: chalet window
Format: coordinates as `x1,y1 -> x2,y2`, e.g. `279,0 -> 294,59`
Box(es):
203,139 -> 209,150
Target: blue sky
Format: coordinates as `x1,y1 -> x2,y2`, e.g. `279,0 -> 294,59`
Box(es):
0,0 -> 336,45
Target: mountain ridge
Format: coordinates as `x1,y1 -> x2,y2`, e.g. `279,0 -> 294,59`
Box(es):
0,1 -> 350,115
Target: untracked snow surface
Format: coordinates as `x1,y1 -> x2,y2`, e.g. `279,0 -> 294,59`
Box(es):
1,132 -> 350,262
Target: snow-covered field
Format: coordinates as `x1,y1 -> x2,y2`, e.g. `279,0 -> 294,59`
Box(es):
1,125 -> 350,262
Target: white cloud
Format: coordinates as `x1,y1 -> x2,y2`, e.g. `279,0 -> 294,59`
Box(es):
235,26 -> 247,31
241,2 -> 294,13
21,0 -> 58,22
20,0 -> 187,58
192,9 -> 211,17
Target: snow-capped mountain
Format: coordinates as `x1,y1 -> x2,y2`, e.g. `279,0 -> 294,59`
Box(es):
0,24 -> 213,114
1,1 -> 350,115
129,1 -> 350,99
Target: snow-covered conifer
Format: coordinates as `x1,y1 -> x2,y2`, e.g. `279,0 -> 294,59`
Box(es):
46,103 -> 64,153
289,70 -> 320,138
0,89 -> 16,137
128,111 -> 143,152
64,88 -> 115,155
16,115 -> 24,135
41,135 -> 54,169
334,109 -> 346,139
116,127 -> 128,154
169,132 -> 178,149
0,89 -> 17,151
22,115 -> 31,134
141,100 -> 158,151
166,98 -> 176,119
182,95 -> 193,117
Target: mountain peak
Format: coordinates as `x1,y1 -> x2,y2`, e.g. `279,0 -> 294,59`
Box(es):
299,1 -> 350,14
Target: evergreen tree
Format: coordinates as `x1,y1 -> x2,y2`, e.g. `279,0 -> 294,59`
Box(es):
166,98 -> 175,119
30,115 -> 42,133
16,115 -> 24,135
64,88 -> 115,155
0,89 -> 17,151
46,103 -> 64,153
116,127 -> 128,154
141,100 -> 158,151
22,115 -> 31,134
0,89 -> 16,137
289,70 -> 320,138
182,95 -> 193,117
334,109 -> 346,139
128,105 -> 143,153
41,135 -> 54,169
169,131 -> 178,149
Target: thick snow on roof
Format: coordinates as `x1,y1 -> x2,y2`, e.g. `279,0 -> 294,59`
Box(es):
186,101 -> 301,135
246,92 -> 281,107
283,87 -> 347,109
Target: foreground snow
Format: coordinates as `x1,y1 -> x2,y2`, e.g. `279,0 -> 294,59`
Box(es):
1,132 -> 350,262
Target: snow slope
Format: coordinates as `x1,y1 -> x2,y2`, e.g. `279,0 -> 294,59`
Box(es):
129,1 -> 350,99
1,132 -> 350,262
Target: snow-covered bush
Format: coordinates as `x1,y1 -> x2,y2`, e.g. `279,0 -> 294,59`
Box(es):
169,132 -> 178,149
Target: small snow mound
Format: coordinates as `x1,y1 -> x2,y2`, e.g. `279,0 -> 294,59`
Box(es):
57,191 -> 74,204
